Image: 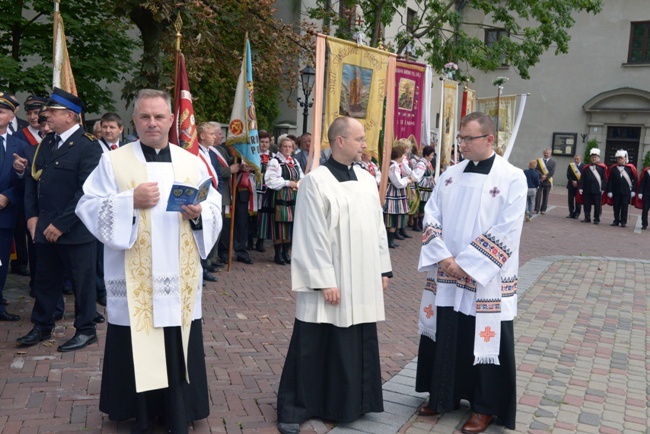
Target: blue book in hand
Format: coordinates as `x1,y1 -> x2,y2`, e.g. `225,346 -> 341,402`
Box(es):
166,177 -> 212,212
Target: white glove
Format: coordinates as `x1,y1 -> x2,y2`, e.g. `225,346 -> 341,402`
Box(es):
607,192 -> 613,198
639,194 -> 643,200
631,192 -> 636,198
579,189 -> 583,195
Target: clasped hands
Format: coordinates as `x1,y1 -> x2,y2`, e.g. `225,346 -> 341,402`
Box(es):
438,257 -> 468,280
322,277 -> 389,306
133,182 -> 202,220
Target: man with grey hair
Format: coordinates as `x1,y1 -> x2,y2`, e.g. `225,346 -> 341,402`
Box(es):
533,147 -> 555,214
276,116 -> 392,434
76,89 -> 222,433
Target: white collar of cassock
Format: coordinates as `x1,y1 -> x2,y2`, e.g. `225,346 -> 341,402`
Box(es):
471,151 -> 495,165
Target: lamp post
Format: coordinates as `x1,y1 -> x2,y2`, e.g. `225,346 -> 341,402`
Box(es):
297,65 -> 315,135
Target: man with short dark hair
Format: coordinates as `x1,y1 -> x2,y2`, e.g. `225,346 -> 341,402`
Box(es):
294,132 -> 311,172
98,112 -> 124,152
416,112 -> 525,433
579,148 -> 608,224
276,117 -> 392,434
17,88 -> 103,350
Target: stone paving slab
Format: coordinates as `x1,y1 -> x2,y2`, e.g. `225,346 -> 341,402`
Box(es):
0,190 -> 648,433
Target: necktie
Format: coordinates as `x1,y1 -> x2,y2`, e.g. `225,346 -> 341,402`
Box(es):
0,136 -> 5,165
110,143 -> 118,150
55,134 -> 62,149
38,131 -> 43,138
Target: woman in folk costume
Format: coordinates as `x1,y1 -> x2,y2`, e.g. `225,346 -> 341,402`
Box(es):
383,140 -> 412,248
413,145 -> 436,232
355,149 -> 381,186
265,137 -> 303,265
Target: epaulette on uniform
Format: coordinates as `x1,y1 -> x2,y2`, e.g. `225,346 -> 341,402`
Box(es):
84,132 -> 97,141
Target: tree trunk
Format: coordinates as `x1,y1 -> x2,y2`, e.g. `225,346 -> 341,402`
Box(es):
370,1 -> 383,47
129,6 -> 170,88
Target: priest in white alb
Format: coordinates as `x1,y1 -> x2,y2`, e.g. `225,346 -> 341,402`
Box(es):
415,112 -> 525,434
76,89 -> 222,434
276,117 -> 392,434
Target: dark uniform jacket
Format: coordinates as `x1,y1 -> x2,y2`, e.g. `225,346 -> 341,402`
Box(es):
24,127 -> 102,244
0,135 -> 27,229
607,165 -> 636,196
579,164 -> 607,194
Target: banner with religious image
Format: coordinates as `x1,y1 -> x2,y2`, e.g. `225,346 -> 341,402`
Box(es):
477,95 -> 517,155
440,79 -> 459,169
461,87 -> 476,118
393,60 -> 427,150
226,37 -> 261,173
323,38 -> 391,158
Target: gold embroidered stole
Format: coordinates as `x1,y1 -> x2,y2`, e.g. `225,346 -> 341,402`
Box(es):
110,144 -> 201,392
537,158 -> 553,185
569,162 -> 581,180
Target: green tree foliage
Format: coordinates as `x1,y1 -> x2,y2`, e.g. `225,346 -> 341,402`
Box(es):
584,138 -> 600,163
642,150 -> 650,169
119,0 -> 308,130
308,0 -> 602,80
0,0 -> 136,113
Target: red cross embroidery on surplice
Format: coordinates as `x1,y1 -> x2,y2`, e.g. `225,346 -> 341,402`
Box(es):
479,326 -> 496,342
423,304 -> 434,319
445,177 -> 453,186
489,187 -> 500,197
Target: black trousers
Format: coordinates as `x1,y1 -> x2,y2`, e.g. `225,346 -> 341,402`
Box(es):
0,228 -> 14,311
11,203 -> 29,269
534,184 -> 551,212
96,240 -> 106,300
567,184 -> 581,217
583,193 -> 602,221
612,193 -> 631,224
31,241 -> 97,334
642,196 -> 650,228
218,192 -> 250,260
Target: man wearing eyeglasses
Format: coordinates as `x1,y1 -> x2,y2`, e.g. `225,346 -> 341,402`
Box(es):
416,112 -> 525,434
533,147 -> 556,214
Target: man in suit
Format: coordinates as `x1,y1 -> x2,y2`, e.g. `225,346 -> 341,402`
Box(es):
566,154 -> 584,219
579,148 -> 608,224
534,147 -> 556,214
197,122 -> 221,282
16,88 -> 103,351
294,133 -> 311,172
0,92 -> 27,321
12,96 -> 48,278
98,112 -> 124,153
607,150 -> 637,227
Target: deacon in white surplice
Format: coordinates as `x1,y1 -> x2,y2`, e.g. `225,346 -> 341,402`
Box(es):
415,112 -> 526,433
76,89 -> 222,434
276,117 -> 392,434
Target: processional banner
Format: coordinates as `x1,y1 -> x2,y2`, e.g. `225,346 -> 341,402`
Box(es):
393,60 -> 427,150
323,38 -> 391,159
477,95 -> 517,156
461,88 -> 476,118
440,79 -> 458,169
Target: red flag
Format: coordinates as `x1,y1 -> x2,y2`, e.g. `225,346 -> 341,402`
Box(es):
170,53 -> 199,155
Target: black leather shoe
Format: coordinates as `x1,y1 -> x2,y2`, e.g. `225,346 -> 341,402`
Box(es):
53,311 -> 64,321
236,257 -> 254,265
399,229 -> 412,239
203,271 -> 218,282
277,423 -> 300,434
394,232 -> 405,240
94,312 -> 105,323
566,215 -> 574,218
57,333 -> 98,352
581,219 -> 591,223
17,327 -> 52,346
97,296 -> 107,307
0,311 -> 20,321
642,226 -> 647,230
274,255 -> 286,265
621,223 -> 626,227
255,239 -> 266,252
206,265 -> 219,272
282,254 -> 291,264
610,222 -> 619,226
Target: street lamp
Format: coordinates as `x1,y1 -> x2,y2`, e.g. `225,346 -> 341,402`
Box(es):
297,65 -> 315,135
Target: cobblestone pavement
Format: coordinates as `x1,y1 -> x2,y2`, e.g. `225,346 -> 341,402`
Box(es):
0,191 -> 648,433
